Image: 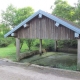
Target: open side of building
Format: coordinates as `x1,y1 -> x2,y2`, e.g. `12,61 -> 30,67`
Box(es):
4,10 -> 80,70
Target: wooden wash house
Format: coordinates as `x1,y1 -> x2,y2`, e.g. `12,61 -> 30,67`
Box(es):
4,10 -> 80,70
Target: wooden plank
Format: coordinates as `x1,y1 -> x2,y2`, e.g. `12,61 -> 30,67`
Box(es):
46,17 -> 48,39
65,27 -> 68,39
54,40 -> 57,51
39,39 -> 42,53
53,21 -> 55,39
50,20 -> 53,39
36,19 -> 38,38
38,19 -> 41,39
58,25 -> 61,40
43,17 -> 46,39
30,21 -> 32,38
62,26 -> 66,40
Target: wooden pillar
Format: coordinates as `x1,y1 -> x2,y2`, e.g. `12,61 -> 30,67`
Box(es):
16,38 -> 20,61
39,39 -> 42,53
54,40 -> 57,52
77,39 -> 80,70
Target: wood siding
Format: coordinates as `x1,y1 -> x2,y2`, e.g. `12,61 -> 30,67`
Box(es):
16,16 -> 74,40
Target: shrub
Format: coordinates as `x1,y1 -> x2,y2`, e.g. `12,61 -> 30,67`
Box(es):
34,39 -> 55,51
0,38 -> 12,47
57,40 -> 77,48
26,39 -> 34,50
45,43 -> 54,51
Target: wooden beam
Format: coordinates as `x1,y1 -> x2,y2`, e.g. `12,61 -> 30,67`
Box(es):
54,40 -> 57,52
16,38 -> 20,61
39,39 -> 42,54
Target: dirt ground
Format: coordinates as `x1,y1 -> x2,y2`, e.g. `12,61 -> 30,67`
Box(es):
0,59 -> 80,80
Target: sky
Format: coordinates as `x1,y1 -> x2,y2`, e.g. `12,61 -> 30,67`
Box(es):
0,0 -> 78,13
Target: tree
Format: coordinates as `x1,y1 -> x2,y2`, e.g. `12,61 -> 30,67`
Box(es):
1,4 -> 34,49
52,0 -> 75,21
26,39 -> 34,50
0,24 -> 10,37
1,4 -> 34,28
1,4 -> 16,27
14,7 -> 34,26
0,24 -> 12,47
75,0 -> 80,25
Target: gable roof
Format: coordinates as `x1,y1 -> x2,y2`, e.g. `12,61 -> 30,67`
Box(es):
4,10 -> 80,38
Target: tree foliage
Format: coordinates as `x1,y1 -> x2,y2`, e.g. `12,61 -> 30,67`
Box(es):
75,0 -> 80,25
26,39 -> 34,50
1,4 -> 34,28
1,4 -> 16,27
52,0 -> 75,21
1,4 -> 34,48
0,23 -> 12,47
14,7 -> 34,26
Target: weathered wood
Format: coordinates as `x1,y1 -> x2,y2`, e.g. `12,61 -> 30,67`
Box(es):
54,40 -> 57,51
16,16 -> 74,40
77,39 -> 80,70
39,39 -> 42,54
16,38 -> 20,61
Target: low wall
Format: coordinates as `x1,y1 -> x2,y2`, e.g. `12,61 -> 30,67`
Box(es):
58,48 -> 77,53
20,50 -> 39,60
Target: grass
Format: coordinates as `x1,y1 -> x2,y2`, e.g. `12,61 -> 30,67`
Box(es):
20,52 -> 77,71
0,43 -> 28,61
0,43 -> 77,71
0,44 -> 16,61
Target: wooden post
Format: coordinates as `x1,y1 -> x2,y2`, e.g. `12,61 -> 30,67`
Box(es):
77,39 -> 80,70
54,40 -> 57,52
39,39 -> 42,54
16,38 -> 20,61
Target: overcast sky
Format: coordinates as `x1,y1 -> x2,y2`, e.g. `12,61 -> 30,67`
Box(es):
0,0 -> 78,13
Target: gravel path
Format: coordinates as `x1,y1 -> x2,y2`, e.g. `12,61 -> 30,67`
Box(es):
0,59 -> 79,80
0,66 -> 78,80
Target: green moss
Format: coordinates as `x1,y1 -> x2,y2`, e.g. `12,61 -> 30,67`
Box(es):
20,52 -> 77,71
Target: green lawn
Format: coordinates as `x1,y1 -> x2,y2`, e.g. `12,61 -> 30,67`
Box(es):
0,43 -> 28,61
0,44 -> 16,61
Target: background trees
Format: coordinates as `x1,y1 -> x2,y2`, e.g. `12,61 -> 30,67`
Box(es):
0,4 -> 34,48
14,7 -> 34,26
1,4 -> 16,27
1,4 -> 34,28
75,0 -> 80,25
52,0 -> 75,21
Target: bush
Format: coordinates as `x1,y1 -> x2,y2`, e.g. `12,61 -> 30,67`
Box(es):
57,40 -> 77,48
0,38 -> 13,47
45,43 -> 54,51
34,39 -> 55,51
